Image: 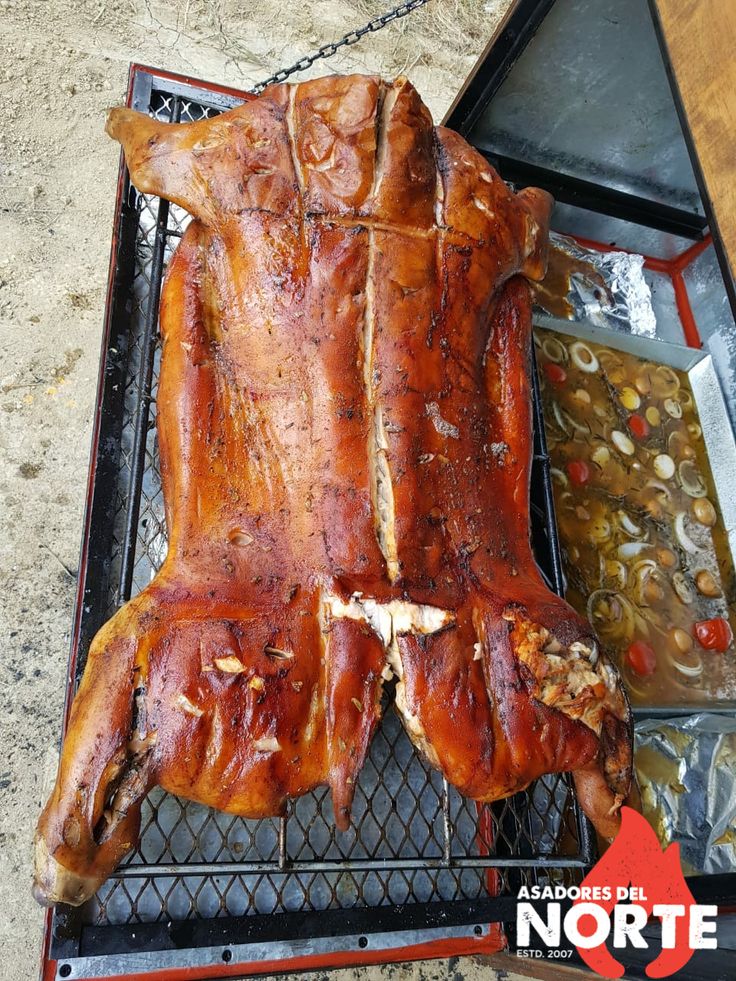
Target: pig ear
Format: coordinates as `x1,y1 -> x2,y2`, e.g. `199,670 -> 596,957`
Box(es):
105,108 -> 218,222
518,186 -> 554,282
106,90 -> 297,224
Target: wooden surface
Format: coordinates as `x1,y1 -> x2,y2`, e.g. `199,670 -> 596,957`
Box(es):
654,0 -> 736,284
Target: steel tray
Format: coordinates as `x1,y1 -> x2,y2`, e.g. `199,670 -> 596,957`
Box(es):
535,317 -> 736,717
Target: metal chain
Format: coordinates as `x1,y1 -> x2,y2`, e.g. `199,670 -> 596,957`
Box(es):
251,0 -> 432,93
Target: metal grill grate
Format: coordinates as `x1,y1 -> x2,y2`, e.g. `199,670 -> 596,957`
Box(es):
50,68 -> 594,975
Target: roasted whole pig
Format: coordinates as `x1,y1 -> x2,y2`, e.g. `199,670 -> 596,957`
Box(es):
34,75 -> 633,906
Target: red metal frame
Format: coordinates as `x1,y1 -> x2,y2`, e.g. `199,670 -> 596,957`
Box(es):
476,805 -> 504,898
130,62 -> 261,105
564,231 -> 713,351
41,934 -> 504,981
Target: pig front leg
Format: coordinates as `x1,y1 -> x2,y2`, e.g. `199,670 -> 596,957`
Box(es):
33,594 -> 159,906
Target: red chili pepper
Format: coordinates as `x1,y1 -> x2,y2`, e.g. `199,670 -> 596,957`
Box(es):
544,362 -> 567,385
566,459 -> 590,486
625,640 -> 657,676
628,414 -> 649,439
693,617 -> 733,653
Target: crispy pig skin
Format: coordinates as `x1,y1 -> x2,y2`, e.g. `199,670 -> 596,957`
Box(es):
34,76 -> 632,906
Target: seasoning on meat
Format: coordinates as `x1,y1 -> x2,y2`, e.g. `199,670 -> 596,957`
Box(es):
34,75 -> 632,907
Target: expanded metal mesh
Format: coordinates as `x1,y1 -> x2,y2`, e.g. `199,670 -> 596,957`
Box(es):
76,83 -> 591,932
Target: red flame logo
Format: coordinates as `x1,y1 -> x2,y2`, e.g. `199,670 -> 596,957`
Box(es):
574,807 -> 697,978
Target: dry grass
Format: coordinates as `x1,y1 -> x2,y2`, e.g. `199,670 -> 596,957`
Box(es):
355,0 -> 493,61
96,0 -> 509,119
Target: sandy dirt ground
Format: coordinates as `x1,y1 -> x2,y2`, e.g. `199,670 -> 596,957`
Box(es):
0,2 -> 533,979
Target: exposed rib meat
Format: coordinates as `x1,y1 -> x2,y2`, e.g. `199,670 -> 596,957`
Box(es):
34,75 -> 632,907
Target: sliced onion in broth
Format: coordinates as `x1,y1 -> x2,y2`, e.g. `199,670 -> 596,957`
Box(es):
586,589 -> 636,643
542,336 -> 567,363
651,365 -> 680,398
678,459 -> 708,498
570,341 -> 599,373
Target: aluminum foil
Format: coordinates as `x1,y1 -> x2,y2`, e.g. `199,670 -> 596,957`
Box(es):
635,713 -> 736,874
534,232 -> 657,337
